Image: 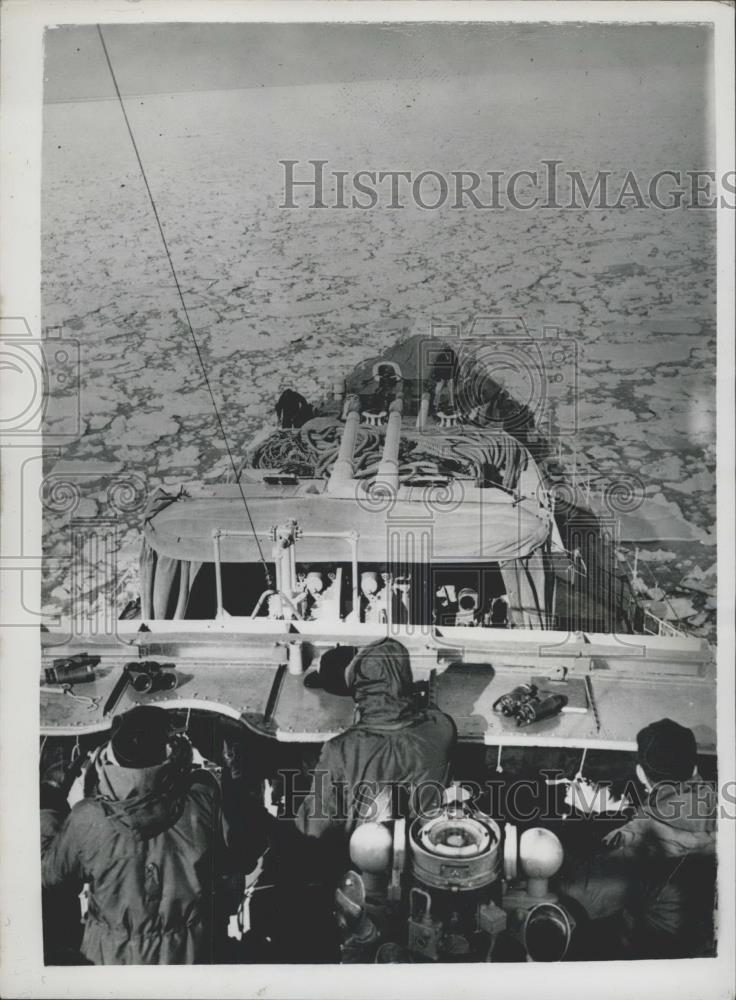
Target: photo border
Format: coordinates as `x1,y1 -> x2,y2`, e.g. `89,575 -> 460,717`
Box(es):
1,2 -> 733,998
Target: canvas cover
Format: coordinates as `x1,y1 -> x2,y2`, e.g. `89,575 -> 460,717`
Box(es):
140,486 -> 553,620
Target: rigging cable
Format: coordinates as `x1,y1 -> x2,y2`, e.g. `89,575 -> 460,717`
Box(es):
96,25 -> 272,587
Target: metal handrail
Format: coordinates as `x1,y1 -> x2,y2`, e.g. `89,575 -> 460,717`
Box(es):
249,588 -> 304,621
212,527 -> 360,621
642,608 -> 684,638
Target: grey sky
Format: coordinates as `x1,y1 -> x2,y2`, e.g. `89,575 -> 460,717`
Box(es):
44,22 -> 713,103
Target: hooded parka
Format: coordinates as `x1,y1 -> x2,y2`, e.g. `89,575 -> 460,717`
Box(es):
296,637 -> 456,841
41,742 -> 223,965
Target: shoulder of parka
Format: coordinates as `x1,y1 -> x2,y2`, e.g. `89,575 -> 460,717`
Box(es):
70,795 -> 107,823
425,707 -> 457,741
187,770 -> 221,819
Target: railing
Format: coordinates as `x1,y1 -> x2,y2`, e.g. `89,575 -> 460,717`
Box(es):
211,527 -> 360,621
642,608 -> 684,638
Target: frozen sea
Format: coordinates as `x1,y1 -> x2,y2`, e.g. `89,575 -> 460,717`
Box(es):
41,33 -> 717,638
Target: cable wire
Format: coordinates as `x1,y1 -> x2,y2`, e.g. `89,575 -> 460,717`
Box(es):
96,25 -> 272,587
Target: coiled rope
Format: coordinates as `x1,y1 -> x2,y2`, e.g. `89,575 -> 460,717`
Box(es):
249,424 -> 528,489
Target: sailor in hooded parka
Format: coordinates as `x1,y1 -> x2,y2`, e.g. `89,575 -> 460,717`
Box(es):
296,637 -> 456,844
40,706 -> 267,965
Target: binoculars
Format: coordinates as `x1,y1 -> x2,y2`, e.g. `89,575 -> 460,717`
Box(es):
493,683 -> 538,717
45,653 -> 100,686
124,661 -> 178,694
493,683 -> 568,727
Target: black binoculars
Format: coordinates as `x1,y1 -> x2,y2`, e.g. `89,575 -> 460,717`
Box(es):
124,661 -> 178,694
45,653 -> 100,686
493,683 -> 568,727
493,683 -> 538,717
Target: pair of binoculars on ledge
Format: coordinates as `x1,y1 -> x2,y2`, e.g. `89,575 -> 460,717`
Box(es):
493,683 -> 568,727
123,661 -> 178,694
